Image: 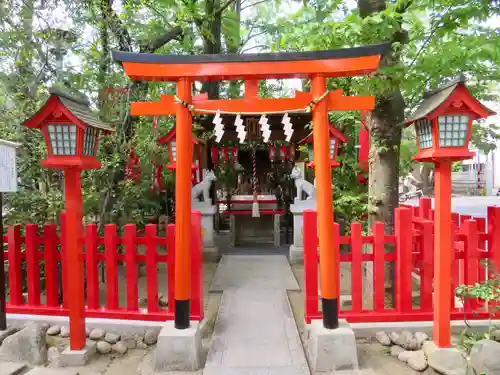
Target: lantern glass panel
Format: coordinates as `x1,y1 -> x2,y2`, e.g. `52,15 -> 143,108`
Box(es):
438,115 -> 469,147
416,119 -> 433,149
83,127 -> 99,156
48,124 -> 77,155
307,143 -> 314,161
171,141 -> 176,162
329,138 -> 336,159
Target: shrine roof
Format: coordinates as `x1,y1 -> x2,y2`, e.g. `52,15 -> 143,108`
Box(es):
405,76 -> 496,124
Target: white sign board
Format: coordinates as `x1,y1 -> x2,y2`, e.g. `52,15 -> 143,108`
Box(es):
0,140 -> 20,193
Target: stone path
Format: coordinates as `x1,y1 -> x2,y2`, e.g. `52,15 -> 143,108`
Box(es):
204,255 -> 308,375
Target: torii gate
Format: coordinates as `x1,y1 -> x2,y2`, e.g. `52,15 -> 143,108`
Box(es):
113,44 -> 388,330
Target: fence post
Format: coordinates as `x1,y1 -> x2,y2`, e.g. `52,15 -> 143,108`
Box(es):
463,220 -> 479,311
476,217 -> 487,286
43,224 -> 59,307
191,211 -> 203,321
373,222 -> 385,312
419,220 -> 434,311
167,224 -> 176,316
7,225 -> 22,305
124,224 -> 138,311
85,224 -> 99,310
104,224 -> 119,310
419,197 -> 432,220
304,209 -> 319,323
350,222 -> 363,314
145,224 -> 159,313
25,224 -> 40,306
488,206 -> 500,313
396,207 -> 413,313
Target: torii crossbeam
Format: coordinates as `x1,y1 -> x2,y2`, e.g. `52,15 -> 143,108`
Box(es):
113,43 -> 388,331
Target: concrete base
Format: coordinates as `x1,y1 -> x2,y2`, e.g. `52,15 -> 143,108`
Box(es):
202,246 -> 219,261
307,319 -> 358,372
59,340 -> 96,367
154,321 -> 201,371
289,245 -> 304,263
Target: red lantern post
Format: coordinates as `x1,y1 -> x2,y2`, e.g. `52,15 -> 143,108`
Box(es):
405,76 -> 495,347
23,87 -> 114,351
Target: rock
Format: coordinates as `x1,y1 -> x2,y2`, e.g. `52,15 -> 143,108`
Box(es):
159,295 -> 168,307
470,339 -> 500,375
104,332 -> 121,344
96,340 -> 112,354
138,297 -> 148,306
414,332 -> 429,344
136,340 -> 148,349
376,331 -> 392,346
89,328 -> 105,341
86,327 -> 91,337
0,327 -> 18,345
398,350 -> 416,363
59,326 -> 70,338
121,332 -> 144,350
144,329 -> 159,345
422,340 -> 439,358
407,338 -> 421,351
428,348 -> 468,375
491,329 -> 500,342
47,325 -> 61,336
47,346 -> 61,366
0,323 -> 48,365
112,341 -> 128,355
407,350 -> 428,372
397,330 -> 415,349
389,332 -> 400,345
391,345 -> 405,358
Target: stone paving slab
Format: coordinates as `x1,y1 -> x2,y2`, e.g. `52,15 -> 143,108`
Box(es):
0,362 -> 26,375
24,368 -> 101,375
205,254 -> 308,375
209,255 -> 300,292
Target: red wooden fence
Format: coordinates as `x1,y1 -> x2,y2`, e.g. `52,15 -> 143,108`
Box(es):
1,211 -> 204,322
304,203 -> 500,324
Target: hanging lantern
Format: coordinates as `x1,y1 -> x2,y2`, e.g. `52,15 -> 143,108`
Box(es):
223,147 -> 229,162
288,144 -> 295,161
211,146 -> 219,163
269,144 -> 276,162
279,145 -> 286,160
232,146 -> 238,163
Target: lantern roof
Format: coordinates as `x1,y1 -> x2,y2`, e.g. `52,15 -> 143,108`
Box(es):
299,123 -> 348,145
405,76 -> 496,125
24,86 -> 114,132
157,125 -> 203,145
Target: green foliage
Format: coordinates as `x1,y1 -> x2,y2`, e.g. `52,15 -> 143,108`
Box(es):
471,122 -> 500,155
456,260 -> 500,352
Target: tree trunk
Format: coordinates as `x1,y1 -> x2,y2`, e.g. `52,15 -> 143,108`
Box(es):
201,0 -> 223,99
226,0 -> 241,98
358,0 -> 411,306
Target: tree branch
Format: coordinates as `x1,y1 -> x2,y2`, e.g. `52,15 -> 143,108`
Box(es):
215,0 -> 236,16
241,0 -> 267,11
140,26 -> 183,52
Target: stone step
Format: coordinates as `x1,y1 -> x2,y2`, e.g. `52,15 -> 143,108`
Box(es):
23,368 -> 100,375
0,362 -> 27,375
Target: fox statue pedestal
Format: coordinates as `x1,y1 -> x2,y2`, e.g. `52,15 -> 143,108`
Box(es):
289,199 -> 317,263
191,170 -> 218,260
192,201 -> 218,260
289,167 -> 317,263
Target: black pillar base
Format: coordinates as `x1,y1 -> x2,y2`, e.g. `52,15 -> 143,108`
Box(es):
321,297 -> 339,329
174,299 -> 190,329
